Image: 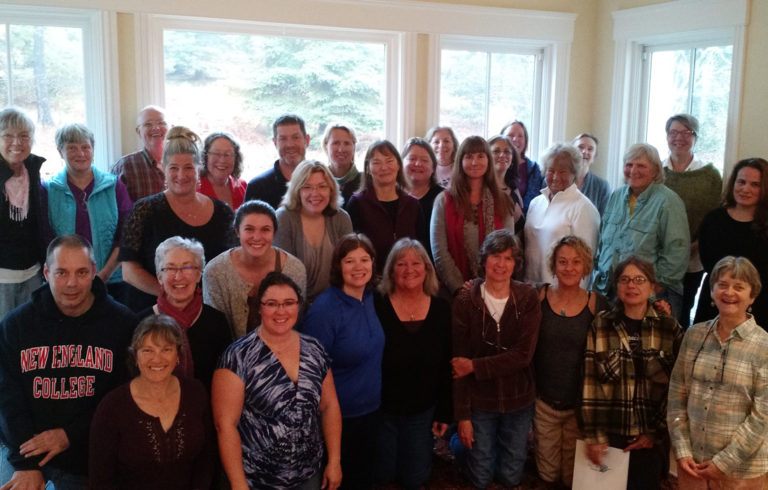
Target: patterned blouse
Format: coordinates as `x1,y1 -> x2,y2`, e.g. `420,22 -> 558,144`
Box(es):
218,331 -> 330,489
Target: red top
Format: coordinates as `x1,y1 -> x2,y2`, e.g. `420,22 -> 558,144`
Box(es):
198,175 -> 247,210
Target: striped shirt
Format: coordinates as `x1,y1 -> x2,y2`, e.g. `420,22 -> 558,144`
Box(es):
581,305 -> 682,445
668,316 -> 768,478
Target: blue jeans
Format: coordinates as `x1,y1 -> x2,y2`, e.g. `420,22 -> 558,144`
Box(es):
374,406 -> 435,490
0,273 -> 42,321
464,405 -> 534,488
0,444 -> 86,490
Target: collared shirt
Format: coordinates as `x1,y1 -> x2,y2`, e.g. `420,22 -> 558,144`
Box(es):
581,305 -> 682,445
111,148 -> 165,202
668,316 -> 768,478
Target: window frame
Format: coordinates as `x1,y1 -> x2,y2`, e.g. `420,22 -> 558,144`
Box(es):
136,14 -> 405,144
1,4 -> 119,172
607,0 -> 747,187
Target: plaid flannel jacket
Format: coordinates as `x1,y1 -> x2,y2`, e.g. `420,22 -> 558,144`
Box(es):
581,305 -> 682,445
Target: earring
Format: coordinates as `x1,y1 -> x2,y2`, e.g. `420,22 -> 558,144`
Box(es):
711,301 -> 715,307
748,305 -> 753,313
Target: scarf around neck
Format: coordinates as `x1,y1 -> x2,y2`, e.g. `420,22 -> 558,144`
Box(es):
156,287 -> 203,378
5,164 -> 29,221
444,187 -> 502,280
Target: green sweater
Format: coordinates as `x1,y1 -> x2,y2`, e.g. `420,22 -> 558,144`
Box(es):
663,164 -> 722,240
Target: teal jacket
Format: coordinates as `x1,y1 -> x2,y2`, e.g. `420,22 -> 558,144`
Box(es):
593,183 -> 690,295
45,167 -> 122,282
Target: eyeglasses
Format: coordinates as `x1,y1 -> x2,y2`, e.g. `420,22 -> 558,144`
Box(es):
668,129 -> 695,138
492,149 -> 513,157
160,265 -> 200,275
300,184 -> 331,193
209,151 -> 235,160
140,121 -> 168,130
617,275 -> 648,285
1,133 -> 31,144
260,299 -> 300,311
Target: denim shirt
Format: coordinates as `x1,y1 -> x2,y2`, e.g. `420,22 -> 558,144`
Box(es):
593,183 -> 690,295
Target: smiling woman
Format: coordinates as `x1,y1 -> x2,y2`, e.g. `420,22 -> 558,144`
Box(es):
198,132 -> 247,210
118,126 -> 237,311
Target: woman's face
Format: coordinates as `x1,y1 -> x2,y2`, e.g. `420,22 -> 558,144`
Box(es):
136,334 -> 178,383
158,248 -> 201,308
616,264 -> 653,309
666,120 -> 695,157
300,171 -> 331,215
504,123 -> 527,156
326,129 -> 355,169
166,153 -> 199,196
711,270 -> 754,318
430,130 -> 455,166
341,247 -> 373,290
403,145 -> 434,188
733,167 -> 762,209
462,151 -> 489,182
575,136 -> 596,168
259,284 -> 300,337
238,212 -> 275,259
206,138 -> 236,183
61,140 -> 94,175
554,245 -> 586,288
623,156 -> 656,195
484,248 -> 516,284
369,149 -> 399,188
545,157 -> 576,194
393,249 -> 427,292
0,126 -> 32,171
491,140 -> 513,176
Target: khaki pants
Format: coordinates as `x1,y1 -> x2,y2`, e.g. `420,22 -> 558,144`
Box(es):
677,463 -> 768,490
533,398 -> 580,487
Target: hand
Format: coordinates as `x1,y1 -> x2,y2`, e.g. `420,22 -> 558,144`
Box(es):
586,442 -> 608,465
321,460 -> 342,490
451,357 -> 474,378
432,422 -> 449,438
0,470 -> 46,490
696,460 -> 726,480
623,434 -> 654,452
677,457 -> 701,479
461,280 -> 473,292
458,419 -> 474,450
19,428 -> 69,466
653,299 -> 672,316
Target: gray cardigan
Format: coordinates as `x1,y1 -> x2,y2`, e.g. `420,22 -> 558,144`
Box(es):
202,247 -> 307,339
273,206 -> 353,258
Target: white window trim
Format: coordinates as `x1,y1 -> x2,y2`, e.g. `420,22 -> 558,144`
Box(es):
1,4 -> 119,172
607,0 -> 747,186
136,14 -> 406,144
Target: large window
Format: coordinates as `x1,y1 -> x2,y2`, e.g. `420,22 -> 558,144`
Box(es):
0,6 -> 115,177
162,29 -> 388,180
440,47 -> 540,141
642,43 -> 733,171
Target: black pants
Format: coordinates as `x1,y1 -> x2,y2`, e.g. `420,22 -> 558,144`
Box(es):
607,433 -> 668,490
340,411 -> 380,490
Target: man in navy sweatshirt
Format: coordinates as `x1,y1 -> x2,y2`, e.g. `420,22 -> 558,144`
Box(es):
0,234 -> 137,489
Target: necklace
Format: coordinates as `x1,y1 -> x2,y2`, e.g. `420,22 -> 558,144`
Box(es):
258,328 -> 295,355
551,288 -> 584,316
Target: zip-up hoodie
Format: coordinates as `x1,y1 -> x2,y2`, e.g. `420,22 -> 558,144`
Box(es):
0,278 -> 137,475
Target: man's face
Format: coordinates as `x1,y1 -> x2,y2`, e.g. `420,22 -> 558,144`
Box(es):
273,123 -> 309,167
43,246 -> 97,317
136,108 -> 168,153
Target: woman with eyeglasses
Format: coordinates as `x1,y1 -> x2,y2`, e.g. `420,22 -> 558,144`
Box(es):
451,229 -> 541,489
274,160 -> 352,302
301,233 -> 384,490
488,135 -> 524,230
119,127 -> 237,311
213,272 -> 342,490
661,114 -> 722,328
198,132 -> 247,210
0,108 -> 46,319
695,158 -> 768,327
668,256 -> 768,489
138,236 -> 232,390
582,256 -> 682,490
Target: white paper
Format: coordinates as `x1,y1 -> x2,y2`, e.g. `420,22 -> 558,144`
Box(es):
572,439 -> 630,490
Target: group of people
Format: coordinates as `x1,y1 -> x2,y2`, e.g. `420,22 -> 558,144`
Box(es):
0,102 -> 767,490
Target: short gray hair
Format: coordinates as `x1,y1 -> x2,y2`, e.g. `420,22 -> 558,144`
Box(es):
55,124 -> 94,153
540,143 -> 583,179
710,256 -> 762,299
623,143 -> 664,184
378,238 -> 439,296
154,236 -> 205,275
665,113 -> 699,139
0,107 -> 35,142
